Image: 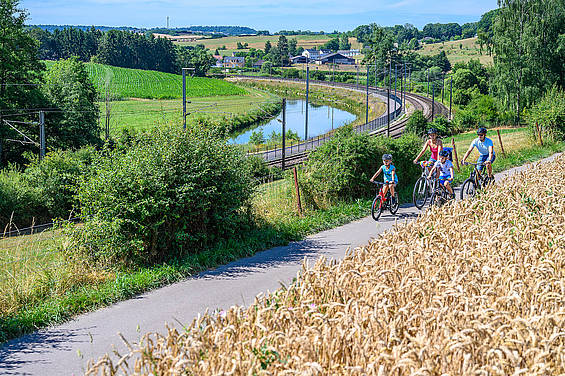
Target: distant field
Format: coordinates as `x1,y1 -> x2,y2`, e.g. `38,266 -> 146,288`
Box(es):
43,61 -> 246,99
177,35 -> 362,52
99,87 -> 277,133
416,37 -> 494,65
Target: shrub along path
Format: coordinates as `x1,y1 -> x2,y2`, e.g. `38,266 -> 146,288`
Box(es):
0,153 -> 562,375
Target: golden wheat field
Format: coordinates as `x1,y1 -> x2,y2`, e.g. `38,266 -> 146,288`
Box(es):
87,155 -> 565,375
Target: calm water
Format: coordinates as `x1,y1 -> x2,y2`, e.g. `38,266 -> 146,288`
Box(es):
230,99 -> 356,144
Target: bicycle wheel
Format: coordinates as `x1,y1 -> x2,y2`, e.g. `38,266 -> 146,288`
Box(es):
412,177 -> 428,210
371,196 -> 383,221
389,192 -> 400,214
460,179 -> 477,200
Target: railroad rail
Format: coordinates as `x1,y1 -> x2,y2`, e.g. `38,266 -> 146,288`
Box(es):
228,75 -> 448,169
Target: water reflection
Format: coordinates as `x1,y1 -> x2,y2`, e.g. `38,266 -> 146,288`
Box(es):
230,99 -> 356,144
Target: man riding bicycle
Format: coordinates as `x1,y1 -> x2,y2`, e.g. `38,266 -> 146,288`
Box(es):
462,127 -> 495,178
428,150 -> 455,199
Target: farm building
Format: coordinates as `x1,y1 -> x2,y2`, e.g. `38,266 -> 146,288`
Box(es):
337,49 -> 361,57
223,56 -> 245,68
290,55 -> 308,64
302,49 -> 331,60
315,53 -> 355,65
213,55 -> 223,67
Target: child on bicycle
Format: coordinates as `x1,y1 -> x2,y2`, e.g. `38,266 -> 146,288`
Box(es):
462,127 -> 496,178
428,150 -> 455,199
370,154 -> 398,205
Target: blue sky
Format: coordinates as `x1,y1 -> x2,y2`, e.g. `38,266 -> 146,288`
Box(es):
22,0 -> 498,32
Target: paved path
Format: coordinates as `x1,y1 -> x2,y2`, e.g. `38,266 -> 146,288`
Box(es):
0,154 -> 560,376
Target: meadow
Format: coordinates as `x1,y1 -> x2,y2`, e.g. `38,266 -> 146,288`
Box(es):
417,37 -> 494,65
2,126 -> 563,343
44,61 -> 247,99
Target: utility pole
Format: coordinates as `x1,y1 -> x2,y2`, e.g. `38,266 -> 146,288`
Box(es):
431,82 -> 435,121
182,67 -> 194,130
282,98 -> 286,171
365,64 -> 369,124
426,68 -> 429,97
166,16 -> 169,29
387,60 -> 391,137
441,74 -> 445,103
394,64 -> 397,112
305,65 -> 310,140
39,111 -> 45,161
449,76 -> 453,120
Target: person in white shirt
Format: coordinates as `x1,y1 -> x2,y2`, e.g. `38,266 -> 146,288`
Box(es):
462,127 -> 496,178
428,150 -> 455,198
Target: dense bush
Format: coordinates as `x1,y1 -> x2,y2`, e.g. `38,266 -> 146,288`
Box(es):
527,86 -> 565,142
405,110 -> 428,136
71,125 -> 254,266
300,127 -> 420,207
454,94 -> 511,130
0,148 -> 94,230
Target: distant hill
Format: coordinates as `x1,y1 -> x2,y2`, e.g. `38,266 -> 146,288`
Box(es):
27,25 -> 257,36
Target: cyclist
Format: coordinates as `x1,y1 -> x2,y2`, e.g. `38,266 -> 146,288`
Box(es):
462,127 -> 495,178
413,128 -> 443,171
428,150 -> 455,199
370,154 -> 398,205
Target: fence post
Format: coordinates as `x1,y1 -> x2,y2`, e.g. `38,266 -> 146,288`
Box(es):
496,129 -> 506,156
451,138 -> 460,172
293,167 -> 302,216
536,122 -> 543,146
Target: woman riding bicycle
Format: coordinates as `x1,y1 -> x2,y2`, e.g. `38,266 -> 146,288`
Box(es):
428,150 -> 455,199
370,154 -> 398,205
462,127 -> 495,179
413,128 -> 443,171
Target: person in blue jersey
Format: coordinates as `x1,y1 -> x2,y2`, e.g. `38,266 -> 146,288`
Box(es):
462,127 -> 496,178
370,154 -> 398,205
428,149 -> 455,199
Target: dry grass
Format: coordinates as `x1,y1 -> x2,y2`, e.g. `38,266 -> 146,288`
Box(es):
417,37 -> 494,66
86,154 -> 565,375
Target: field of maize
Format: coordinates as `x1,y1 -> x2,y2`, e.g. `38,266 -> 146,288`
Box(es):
88,153 -> 563,375
44,61 -> 246,99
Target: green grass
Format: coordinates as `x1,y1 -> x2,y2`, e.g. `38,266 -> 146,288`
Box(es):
43,61 -> 246,99
99,87 -> 278,133
2,127 -> 563,344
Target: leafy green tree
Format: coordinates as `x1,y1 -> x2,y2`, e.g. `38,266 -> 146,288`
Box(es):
339,33 -> 351,50
288,38 -> 298,56
277,35 -> 290,66
42,57 -> 101,149
493,0 -> 565,124
0,0 -> 46,164
249,130 -> 265,145
176,45 -> 215,76
264,40 -> 272,54
322,38 -> 340,51
362,24 -> 395,66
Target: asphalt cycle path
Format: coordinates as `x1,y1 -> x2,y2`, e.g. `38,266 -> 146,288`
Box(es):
0,154 -> 560,376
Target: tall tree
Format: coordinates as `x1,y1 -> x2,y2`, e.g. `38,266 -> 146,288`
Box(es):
493,0 -> 565,124
339,33 -> 351,50
277,35 -> 290,66
42,57 -> 100,149
264,40 -> 272,54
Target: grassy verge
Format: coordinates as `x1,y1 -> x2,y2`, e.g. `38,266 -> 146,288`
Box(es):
1,127 -> 562,344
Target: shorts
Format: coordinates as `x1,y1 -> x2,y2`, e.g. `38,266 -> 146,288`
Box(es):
477,153 -> 496,166
384,178 -> 398,185
439,175 -> 452,185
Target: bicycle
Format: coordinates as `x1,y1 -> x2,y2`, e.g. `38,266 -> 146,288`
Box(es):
429,176 -> 455,207
460,162 -> 496,200
370,181 -> 399,220
412,161 -> 434,210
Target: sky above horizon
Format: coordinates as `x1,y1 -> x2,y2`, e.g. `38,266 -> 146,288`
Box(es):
22,0 -> 498,32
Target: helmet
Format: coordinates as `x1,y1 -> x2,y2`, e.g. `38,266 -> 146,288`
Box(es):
427,128 -> 438,135
382,154 -> 392,161
439,150 -> 450,157
477,127 -> 487,135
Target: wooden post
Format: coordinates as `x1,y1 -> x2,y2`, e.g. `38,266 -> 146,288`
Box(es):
536,122 -> 543,146
496,129 -> 506,156
293,167 -> 302,216
451,138 -> 460,172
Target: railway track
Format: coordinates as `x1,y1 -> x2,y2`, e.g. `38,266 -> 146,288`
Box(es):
230,76 -> 447,169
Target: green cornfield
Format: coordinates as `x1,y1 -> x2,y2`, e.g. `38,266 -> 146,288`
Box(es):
43,61 -> 246,99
